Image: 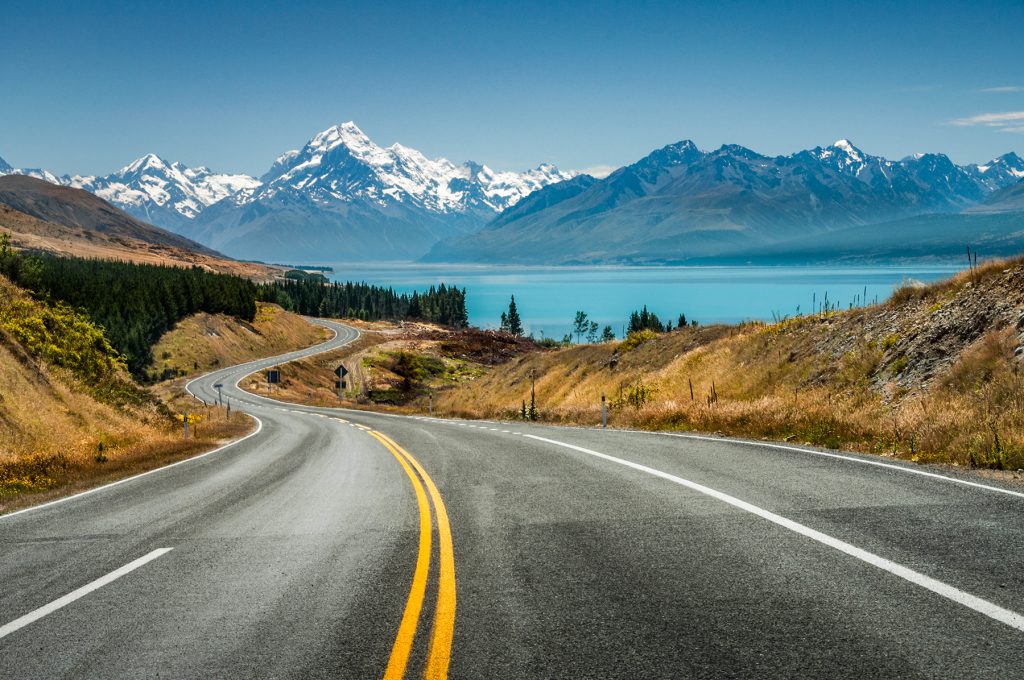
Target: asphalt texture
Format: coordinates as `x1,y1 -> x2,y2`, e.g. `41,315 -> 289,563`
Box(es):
2,319 -> 1023,679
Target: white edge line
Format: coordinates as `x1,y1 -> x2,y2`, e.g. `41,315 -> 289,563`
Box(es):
1,418 -> 263,522
523,433 -> 1024,633
0,548 -> 173,640
633,430 -> 1024,500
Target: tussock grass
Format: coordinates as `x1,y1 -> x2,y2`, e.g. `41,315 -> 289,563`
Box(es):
150,302 -> 329,381
420,257 -> 1024,473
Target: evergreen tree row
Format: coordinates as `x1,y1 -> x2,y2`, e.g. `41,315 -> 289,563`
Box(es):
0,243 -> 257,377
627,305 -> 666,333
257,278 -> 469,328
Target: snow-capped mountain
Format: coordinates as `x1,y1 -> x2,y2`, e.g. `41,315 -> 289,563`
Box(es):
0,155 -> 11,173
71,155 -> 261,229
185,121 -> 576,261
0,154 -> 259,229
425,139 -> 1024,264
966,152 -> 1024,192
242,121 -> 574,216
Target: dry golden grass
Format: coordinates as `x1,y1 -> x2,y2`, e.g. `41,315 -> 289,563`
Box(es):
150,302 -> 330,380
413,259 -> 1024,474
0,287 -> 326,511
0,336 -> 255,513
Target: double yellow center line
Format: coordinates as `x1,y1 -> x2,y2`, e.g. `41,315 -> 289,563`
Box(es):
368,429 -> 456,680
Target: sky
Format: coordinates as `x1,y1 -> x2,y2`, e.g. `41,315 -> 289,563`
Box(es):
2,0 -> 1023,178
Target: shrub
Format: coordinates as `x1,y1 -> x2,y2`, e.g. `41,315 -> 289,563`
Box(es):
618,329 -> 657,352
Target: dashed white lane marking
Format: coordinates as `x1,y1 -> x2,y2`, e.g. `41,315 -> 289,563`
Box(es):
524,433 -> 1024,634
0,548 -> 174,640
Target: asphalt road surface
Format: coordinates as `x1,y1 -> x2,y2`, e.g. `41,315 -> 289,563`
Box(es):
2,319 -> 1023,678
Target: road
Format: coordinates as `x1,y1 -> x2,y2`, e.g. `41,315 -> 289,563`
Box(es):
2,318 -> 1023,678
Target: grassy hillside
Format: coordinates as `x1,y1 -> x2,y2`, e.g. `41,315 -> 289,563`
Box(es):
0,274 -> 329,513
0,175 -> 217,254
429,258 -> 1024,470
0,274 -> 259,512
0,199 -> 279,280
244,258 -> 1024,475
150,302 -> 329,381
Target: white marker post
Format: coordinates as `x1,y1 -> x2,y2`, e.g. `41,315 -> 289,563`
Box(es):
601,393 -> 607,430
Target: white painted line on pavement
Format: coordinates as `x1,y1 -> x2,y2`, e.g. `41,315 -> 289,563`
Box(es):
1,418 -> 265,522
642,431 -> 1024,500
0,548 -> 173,640
525,433 -> 1024,634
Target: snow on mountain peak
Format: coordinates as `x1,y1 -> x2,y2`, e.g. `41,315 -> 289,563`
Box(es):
831,139 -> 864,161
0,155 -> 12,173
121,152 -> 168,175
253,121 -> 575,215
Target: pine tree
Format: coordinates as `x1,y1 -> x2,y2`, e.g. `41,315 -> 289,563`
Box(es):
507,295 -> 523,336
407,291 -> 422,319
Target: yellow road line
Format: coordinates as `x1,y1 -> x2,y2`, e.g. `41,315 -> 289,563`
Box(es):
369,431 -> 433,680
376,432 -> 457,680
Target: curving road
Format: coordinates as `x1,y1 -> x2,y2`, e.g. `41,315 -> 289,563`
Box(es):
2,318 -> 1023,678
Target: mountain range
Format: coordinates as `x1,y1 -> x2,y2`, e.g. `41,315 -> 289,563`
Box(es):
424,140 -> 1024,264
0,123 -> 574,262
2,132 -> 1023,265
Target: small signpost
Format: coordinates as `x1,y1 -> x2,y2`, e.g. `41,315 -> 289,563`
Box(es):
214,383 -> 224,406
178,412 -> 201,438
335,364 -> 349,398
266,369 -> 281,393
601,392 -> 607,430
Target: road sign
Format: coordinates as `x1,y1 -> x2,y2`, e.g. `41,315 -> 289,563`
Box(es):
335,380 -> 346,389
334,364 -> 349,378
266,370 -> 281,384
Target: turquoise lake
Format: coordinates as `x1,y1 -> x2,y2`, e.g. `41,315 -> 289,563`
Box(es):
325,264 -> 962,340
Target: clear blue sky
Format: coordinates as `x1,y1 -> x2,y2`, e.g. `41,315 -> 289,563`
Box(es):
2,0 -> 1022,177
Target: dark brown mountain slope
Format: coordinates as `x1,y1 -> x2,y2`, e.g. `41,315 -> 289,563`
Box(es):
0,174 -> 217,254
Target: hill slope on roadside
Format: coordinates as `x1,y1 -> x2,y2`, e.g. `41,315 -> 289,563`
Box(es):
0,175 -> 278,278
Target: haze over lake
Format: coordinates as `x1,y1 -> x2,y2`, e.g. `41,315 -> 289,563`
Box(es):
327,264 -> 961,340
